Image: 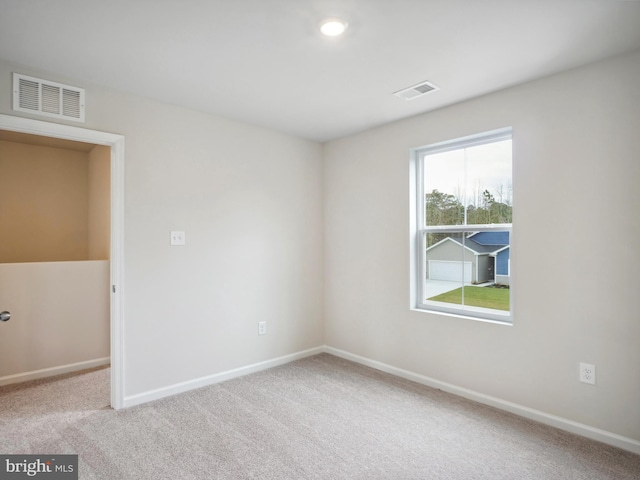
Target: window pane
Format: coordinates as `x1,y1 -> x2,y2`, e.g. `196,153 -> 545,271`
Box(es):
423,139 -> 512,227
424,232 -> 467,304
414,128 -> 512,322
463,230 -> 510,312
465,140 -> 512,225
424,231 -> 511,312
423,149 -> 465,226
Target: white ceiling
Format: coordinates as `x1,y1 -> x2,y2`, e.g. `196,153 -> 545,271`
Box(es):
1,0 -> 640,142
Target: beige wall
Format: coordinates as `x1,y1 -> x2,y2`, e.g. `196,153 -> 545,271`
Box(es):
0,140 -> 111,263
324,50 -> 640,441
0,141 -> 89,262
0,261 -> 110,379
88,145 -> 111,260
0,139 -> 111,383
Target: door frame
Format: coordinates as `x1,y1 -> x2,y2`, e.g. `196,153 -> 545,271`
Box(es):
0,114 -> 125,409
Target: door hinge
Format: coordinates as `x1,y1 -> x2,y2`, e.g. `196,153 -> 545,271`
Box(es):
112,285 -> 116,293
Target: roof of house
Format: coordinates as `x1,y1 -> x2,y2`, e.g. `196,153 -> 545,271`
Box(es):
448,237 -> 504,254
427,231 -> 510,256
468,231 -> 510,246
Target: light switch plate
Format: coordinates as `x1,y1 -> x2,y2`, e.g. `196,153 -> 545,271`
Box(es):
170,231 -> 185,246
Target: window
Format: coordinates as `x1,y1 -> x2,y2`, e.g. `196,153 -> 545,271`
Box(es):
411,128 -> 513,323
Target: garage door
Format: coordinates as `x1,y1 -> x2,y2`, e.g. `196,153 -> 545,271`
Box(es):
428,261 -> 472,282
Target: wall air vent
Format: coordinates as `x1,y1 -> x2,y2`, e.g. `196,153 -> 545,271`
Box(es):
12,73 -> 85,122
394,80 -> 439,100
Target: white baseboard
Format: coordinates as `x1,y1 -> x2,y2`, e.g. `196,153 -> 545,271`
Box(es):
120,344 -> 640,454
0,357 -> 111,387
123,346 -> 324,408
323,346 -> 640,455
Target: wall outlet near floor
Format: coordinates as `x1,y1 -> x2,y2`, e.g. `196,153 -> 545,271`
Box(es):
258,321 -> 266,335
579,363 -> 596,385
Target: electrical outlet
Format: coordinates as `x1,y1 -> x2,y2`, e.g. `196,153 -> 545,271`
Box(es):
170,231 -> 185,246
258,321 -> 266,335
579,363 -> 596,385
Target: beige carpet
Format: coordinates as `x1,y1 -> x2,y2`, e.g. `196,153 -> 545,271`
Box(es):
1,353 -> 639,479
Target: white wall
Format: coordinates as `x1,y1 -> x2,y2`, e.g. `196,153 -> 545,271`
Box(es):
0,59 -> 324,397
324,50 -> 640,441
1,49 -> 637,444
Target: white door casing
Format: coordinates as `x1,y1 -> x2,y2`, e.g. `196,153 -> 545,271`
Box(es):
0,114 -> 125,409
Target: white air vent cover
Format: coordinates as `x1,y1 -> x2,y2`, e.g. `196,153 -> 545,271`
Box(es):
13,73 -> 85,122
394,80 -> 439,100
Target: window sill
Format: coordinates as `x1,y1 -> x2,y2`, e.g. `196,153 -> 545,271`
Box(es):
411,305 -> 513,326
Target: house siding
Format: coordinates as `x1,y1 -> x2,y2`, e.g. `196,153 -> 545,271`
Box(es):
496,249 -> 510,276
426,239 -> 476,281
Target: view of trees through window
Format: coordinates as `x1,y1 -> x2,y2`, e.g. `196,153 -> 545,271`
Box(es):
425,187 -> 512,245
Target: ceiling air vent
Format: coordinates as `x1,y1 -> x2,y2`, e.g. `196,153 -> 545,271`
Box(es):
12,73 -> 85,122
394,80 -> 439,100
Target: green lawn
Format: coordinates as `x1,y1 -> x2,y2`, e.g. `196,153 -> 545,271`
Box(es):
428,286 -> 510,311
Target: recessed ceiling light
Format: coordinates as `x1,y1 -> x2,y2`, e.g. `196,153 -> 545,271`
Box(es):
320,18 -> 348,37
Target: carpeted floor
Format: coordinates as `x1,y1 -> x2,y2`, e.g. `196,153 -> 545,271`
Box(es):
1,353 -> 639,479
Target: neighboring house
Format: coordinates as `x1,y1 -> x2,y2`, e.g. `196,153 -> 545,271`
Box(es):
425,231 -> 510,285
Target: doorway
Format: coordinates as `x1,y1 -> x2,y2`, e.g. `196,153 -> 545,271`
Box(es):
0,114 -> 124,409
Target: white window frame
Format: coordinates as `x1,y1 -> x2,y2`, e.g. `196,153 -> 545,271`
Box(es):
410,127 -> 513,324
